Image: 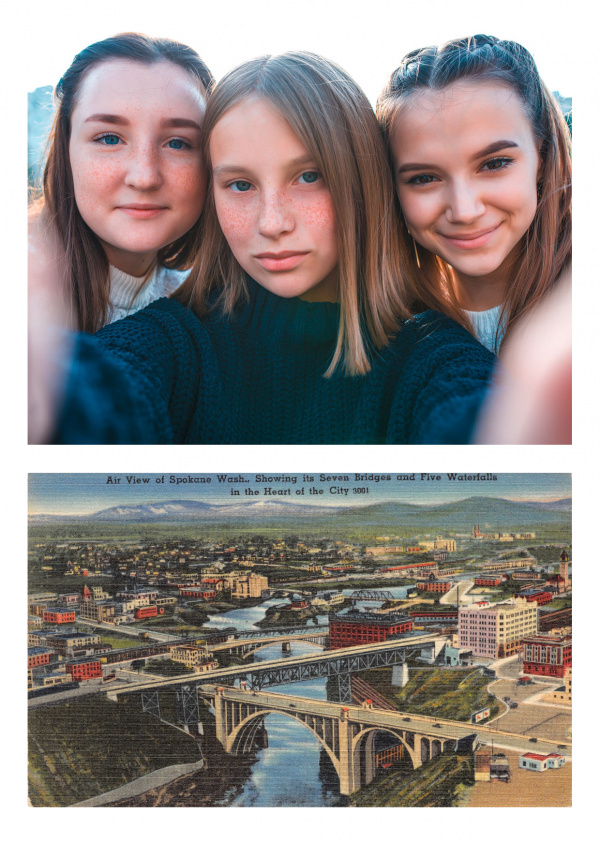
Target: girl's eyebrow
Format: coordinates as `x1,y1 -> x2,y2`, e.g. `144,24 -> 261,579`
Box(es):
397,140 -> 519,174
213,154 -> 317,177
83,114 -> 202,130
84,113 -> 128,125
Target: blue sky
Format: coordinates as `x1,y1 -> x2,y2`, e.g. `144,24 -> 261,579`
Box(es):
28,473 -> 571,515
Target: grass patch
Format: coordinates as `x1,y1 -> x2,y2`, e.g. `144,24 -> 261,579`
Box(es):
358,667 -> 500,723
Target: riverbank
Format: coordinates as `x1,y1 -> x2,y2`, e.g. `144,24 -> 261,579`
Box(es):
71,758 -> 205,806
28,696 -> 201,806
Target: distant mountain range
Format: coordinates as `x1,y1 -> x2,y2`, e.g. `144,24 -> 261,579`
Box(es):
29,496 -> 571,530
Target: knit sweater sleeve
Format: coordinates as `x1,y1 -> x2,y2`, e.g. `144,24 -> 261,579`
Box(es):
53,299 -> 203,444
385,312 -> 497,445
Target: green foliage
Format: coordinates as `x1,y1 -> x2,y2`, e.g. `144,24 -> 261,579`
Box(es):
349,752 -> 474,807
358,668 -> 500,723
28,696 -> 199,806
145,658 -> 189,677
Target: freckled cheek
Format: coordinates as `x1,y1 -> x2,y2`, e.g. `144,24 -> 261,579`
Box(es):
169,164 -> 208,215
295,196 -> 338,249
215,201 -> 255,247
71,158 -> 123,209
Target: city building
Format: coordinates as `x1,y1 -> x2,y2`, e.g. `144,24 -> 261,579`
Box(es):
519,752 -> 567,772
78,598 -> 117,623
434,537 -> 456,552
515,588 -> 553,605
380,563 -> 438,578
416,579 -> 451,594
522,632 -> 572,678
230,572 -> 269,599
329,609 -> 413,649
511,570 -> 543,581
65,659 -> 103,681
42,607 -> 77,624
479,558 -> 537,572
458,598 -> 538,658
311,591 -> 346,608
474,577 -> 503,587
27,647 -> 55,669
170,644 -> 219,672
409,610 -> 458,624
544,667 -> 572,705
134,605 -> 162,620
546,574 -> 567,594
179,587 -> 218,600
560,551 -> 570,591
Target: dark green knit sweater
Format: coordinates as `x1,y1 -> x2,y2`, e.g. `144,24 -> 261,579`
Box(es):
55,281 -> 496,444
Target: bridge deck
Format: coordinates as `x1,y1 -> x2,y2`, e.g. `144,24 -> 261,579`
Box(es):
202,685 -> 572,757
106,633 -> 435,696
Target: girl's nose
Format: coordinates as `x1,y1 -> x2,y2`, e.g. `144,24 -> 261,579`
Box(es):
124,145 -> 163,191
257,191 -> 294,238
445,181 -> 486,224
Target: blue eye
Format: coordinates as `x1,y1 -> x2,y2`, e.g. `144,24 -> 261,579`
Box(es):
96,134 -> 121,146
298,171 -> 320,184
167,138 -> 190,150
230,180 -> 252,193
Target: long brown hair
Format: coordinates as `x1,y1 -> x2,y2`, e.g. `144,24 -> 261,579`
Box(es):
175,51 -> 410,376
36,33 -> 214,332
377,34 -> 572,350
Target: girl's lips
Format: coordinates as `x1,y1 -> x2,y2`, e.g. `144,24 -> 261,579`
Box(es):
440,224 -> 501,250
254,252 -> 309,271
118,206 -> 167,219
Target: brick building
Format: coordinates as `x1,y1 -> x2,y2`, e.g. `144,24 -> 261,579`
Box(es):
42,607 -> 77,624
329,610 -> 413,649
522,632 -> 572,678
65,659 -> 103,681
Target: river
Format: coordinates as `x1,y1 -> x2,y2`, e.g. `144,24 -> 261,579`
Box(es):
200,591 -> 413,806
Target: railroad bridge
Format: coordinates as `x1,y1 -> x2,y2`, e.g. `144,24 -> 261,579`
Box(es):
202,685 -> 471,795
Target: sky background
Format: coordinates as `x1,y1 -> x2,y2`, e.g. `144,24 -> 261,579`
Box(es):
28,472 -> 572,515
25,0 -> 574,101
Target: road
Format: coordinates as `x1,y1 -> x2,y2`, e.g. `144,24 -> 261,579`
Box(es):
104,632 -> 437,697
201,684 -> 571,758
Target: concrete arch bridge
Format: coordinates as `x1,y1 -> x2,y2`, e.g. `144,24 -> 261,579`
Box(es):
201,684 -> 474,795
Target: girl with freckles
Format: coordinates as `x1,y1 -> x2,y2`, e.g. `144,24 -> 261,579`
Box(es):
376,34 -> 571,354
34,51 -> 497,445
30,32 -> 214,332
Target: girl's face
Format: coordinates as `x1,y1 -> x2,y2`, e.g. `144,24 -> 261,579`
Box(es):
390,80 -> 540,304
69,59 -> 207,277
210,97 -> 339,302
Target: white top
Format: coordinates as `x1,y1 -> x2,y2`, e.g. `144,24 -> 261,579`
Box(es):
464,305 -> 504,354
106,264 -> 189,325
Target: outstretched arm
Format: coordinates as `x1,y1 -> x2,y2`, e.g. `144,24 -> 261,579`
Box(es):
386,313 -> 497,445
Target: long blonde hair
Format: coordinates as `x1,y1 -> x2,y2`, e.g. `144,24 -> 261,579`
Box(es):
377,34 -> 572,350
175,51 -> 410,376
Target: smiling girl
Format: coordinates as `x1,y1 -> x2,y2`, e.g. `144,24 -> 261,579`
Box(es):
32,33 -> 213,332
377,34 -> 571,353
32,52 -> 496,445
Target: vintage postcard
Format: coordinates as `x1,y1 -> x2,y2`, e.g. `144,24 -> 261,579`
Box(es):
28,472 -> 571,808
